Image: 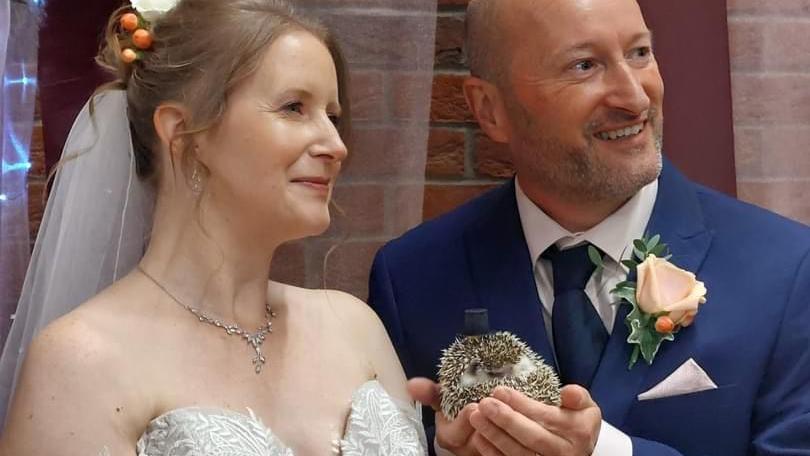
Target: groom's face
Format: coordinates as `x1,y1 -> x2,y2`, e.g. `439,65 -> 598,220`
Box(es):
500,0 -> 664,204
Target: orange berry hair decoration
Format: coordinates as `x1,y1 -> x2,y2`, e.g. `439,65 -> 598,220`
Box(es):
121,48 -> 140,64
118,9 -> 155,65
120,12 -> 140,32
132,29 -> 153,50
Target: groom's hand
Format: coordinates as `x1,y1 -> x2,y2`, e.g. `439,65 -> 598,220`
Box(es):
407,378 -> 482,456
468,385 -> 601,456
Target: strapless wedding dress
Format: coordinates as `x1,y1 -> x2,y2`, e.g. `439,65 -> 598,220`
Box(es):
134,380 -> 427,455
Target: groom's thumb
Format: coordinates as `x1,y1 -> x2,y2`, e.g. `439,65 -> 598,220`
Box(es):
560,384 -> 595,410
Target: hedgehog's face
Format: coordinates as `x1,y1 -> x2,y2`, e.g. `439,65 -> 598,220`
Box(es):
460,354 -> 537,387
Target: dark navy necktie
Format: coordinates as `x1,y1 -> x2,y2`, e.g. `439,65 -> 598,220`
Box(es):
543,243 -> 609,388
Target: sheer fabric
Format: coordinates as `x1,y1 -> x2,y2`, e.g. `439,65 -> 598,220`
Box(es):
0,2 -> 40,346
0,91 -> 154,424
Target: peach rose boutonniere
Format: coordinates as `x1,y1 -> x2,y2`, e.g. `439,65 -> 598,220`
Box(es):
589,235 -> 708,368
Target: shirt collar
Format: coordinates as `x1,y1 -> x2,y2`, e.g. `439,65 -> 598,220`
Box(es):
515,176 -> 658,265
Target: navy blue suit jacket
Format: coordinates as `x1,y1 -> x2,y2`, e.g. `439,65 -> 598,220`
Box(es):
368,162 -> 810,455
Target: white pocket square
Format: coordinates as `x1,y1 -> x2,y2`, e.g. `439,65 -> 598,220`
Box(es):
637,358 -> 717,401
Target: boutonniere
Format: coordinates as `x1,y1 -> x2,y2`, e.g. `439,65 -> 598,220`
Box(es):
589,235 -> 707,369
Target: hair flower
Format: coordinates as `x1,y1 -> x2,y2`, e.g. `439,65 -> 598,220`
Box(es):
131,0 -> 179,21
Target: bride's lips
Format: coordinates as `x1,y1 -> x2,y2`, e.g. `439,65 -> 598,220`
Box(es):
290,176 -> 331,194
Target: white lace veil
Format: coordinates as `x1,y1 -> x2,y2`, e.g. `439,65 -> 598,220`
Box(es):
0,91 -> 154,423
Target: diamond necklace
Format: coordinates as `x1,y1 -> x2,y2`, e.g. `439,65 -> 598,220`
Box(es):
137,265 -> 277,374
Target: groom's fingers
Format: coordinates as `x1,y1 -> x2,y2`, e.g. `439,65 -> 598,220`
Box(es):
407,377 -> 441,411
436,403 -> 479,450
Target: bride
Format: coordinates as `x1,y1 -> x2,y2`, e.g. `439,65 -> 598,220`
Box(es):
0,0 -> 426,454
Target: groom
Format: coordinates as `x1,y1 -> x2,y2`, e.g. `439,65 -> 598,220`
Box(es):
368,0 -> 810,454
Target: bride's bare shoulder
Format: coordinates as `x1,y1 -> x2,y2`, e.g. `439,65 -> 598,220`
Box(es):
31,276 -> 146,358
11,275 -> 154,403
1,279 -> 146,453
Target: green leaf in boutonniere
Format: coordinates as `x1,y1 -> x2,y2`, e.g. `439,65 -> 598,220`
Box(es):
588,245 -> 605,273
605,234 -> 708,369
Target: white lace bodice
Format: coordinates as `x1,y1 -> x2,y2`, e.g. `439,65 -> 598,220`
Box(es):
134,380 -> 427,455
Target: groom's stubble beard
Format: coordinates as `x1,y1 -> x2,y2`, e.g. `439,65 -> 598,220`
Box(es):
507,102 -> 664,206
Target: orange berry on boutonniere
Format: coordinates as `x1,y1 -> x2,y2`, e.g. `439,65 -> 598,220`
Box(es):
655,316 -> 675,334
120,13 -> 139,32
133,29 -> 153,49
121,48 -> 138,64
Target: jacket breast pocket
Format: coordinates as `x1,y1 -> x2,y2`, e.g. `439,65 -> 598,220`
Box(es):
624,385 -> 749,455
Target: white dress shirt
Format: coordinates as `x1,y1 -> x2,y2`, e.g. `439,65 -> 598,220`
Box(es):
513,176 -> 658,456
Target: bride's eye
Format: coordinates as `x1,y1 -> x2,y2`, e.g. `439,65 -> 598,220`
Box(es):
282,101 -> 304,115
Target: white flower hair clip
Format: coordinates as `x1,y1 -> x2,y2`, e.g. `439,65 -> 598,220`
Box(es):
131,0 -> 179,21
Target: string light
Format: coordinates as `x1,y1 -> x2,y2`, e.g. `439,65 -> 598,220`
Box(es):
3,64 -> 37,175
2,160 -> 32,173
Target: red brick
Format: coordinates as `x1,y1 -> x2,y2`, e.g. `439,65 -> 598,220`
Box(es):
326,184 -> 386,237
391,72 -> 434,121
733,126 -> 810,179
348,71 -> 386,122
439,0 -> 470,6
727,0 -> 810,16
731,74 -> 810,126
435,14 -> 466,68
474,130 -> 513,178
319,240 -> 385,301
729,20 -> 810,72
427,128 -> 465,178
323,13 -> 435,70
342,127 -> 428,181
390,184 -> 425,235
737,180 -> 810,225
27,177 -> 46,241
270,241 -> 307,288
423,183 -> 498,220
29,123 -> 46,177
431,73 -> 475,122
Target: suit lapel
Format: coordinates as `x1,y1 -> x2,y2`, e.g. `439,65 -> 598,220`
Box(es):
591,160 -> 714,426
463,180 -> 557,369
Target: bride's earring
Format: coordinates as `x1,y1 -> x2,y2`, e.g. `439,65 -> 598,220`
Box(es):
190,163 -> 204,194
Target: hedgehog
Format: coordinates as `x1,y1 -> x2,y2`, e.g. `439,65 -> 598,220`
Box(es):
438,310 -> 561,420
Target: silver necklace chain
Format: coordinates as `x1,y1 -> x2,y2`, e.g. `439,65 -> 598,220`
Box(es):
137,265 -> 276,374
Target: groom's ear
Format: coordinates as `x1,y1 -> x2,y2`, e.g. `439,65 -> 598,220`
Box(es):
462,76 -> 511,144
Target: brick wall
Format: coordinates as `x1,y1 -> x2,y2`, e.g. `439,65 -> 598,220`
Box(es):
426,0 -> 509,220
273,0 -> 437,299
728,0 -> 810,224
27,108 -> 44,247
27,1 -> 438,302
429,0 -> 810,226
23,0 -> 810,307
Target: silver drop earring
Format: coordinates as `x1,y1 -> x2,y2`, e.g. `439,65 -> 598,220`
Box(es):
190,165 -> 204,193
